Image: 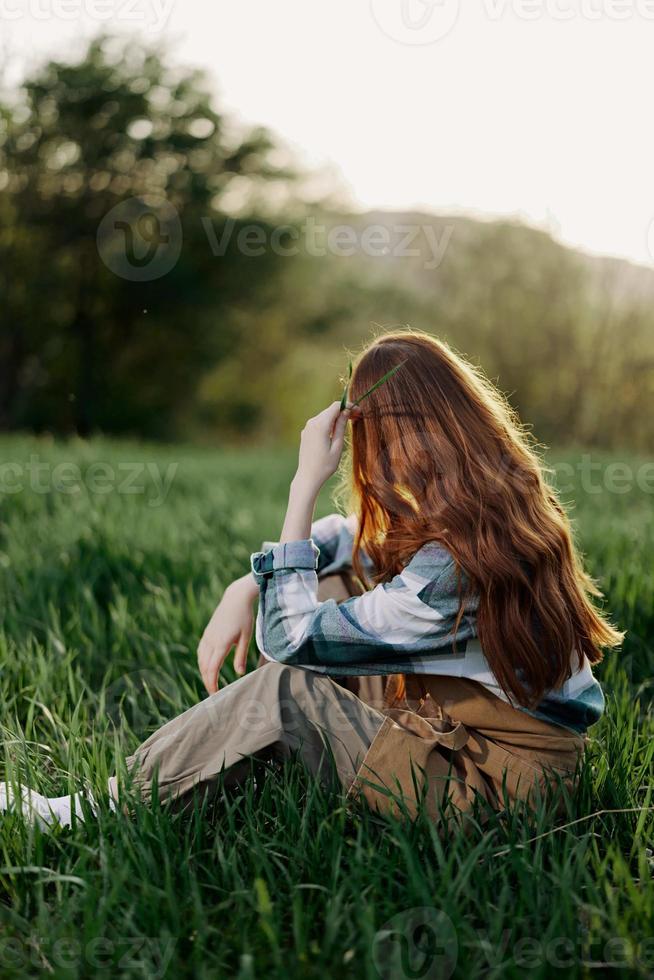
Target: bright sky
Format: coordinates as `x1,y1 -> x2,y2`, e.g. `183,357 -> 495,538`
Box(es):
4,0 -> 654,265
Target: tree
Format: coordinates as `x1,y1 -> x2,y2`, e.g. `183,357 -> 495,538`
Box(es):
0,37 -> 295,437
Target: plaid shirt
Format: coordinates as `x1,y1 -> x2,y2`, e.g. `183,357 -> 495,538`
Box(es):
251,514 -> 605,734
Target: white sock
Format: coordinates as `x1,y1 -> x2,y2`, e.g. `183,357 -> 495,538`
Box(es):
0,782 -> 105,829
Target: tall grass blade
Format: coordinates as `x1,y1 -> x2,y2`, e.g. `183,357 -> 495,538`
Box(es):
339,361 -> 352,410
351,359 -> 408,406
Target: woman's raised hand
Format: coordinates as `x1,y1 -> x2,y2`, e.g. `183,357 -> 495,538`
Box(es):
295,401 -> 358,493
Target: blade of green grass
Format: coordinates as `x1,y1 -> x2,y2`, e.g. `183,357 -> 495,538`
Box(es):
351,359 -> 408,407
339,361 -> 352,411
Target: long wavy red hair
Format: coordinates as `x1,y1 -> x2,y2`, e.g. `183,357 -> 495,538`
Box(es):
339,330 -> 622,707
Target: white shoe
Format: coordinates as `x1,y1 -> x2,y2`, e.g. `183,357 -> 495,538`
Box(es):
0,782 -> 89,829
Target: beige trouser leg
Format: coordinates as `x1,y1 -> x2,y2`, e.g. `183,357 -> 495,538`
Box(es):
113,660 -> 384,805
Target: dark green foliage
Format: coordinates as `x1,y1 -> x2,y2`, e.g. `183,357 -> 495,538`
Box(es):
0,38 -> 294,439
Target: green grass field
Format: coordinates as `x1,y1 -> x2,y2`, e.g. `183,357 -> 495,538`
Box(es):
0,435 -> 653,978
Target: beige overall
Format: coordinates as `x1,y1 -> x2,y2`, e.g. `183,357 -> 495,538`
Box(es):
112,575 -> 584,822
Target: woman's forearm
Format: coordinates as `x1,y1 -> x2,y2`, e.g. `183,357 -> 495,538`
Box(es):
278,401 -> 348,544
280,476 -> 319,543
232,571 -> 260,601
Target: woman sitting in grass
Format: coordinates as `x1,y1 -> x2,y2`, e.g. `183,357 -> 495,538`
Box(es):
2,330 -> 622,827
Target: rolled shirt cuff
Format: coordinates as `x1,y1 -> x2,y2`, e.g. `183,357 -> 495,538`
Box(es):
250,539 -> 320,582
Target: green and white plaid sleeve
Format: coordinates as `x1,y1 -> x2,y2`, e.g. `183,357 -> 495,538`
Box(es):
261,513 -> 373,577
249,537 -> 606,735
250,538 -> 473,675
